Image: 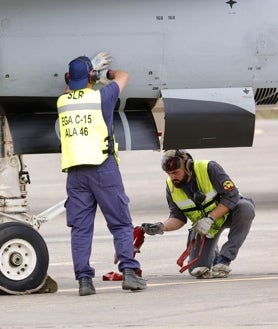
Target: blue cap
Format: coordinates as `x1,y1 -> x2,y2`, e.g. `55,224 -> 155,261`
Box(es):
68,56 -> 93,90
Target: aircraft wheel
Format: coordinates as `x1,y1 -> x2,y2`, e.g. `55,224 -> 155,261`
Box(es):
0,222 -> 49,293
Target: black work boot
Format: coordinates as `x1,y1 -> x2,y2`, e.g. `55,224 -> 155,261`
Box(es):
122,268 -> 147,291
78,277 -> 96,296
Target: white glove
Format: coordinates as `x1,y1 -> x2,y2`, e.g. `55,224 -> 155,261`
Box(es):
192,217 -> 214,236
91,52 -> 112,71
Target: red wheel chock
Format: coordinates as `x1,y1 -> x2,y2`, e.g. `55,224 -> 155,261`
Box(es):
103,226 -> 145,281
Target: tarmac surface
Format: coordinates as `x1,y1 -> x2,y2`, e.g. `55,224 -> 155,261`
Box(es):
1,118 -> 277,328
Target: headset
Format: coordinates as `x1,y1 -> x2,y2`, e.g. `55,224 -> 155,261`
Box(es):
64,72 -> 70,85
161,149 -> 194,174
65,56 -> 100,85
175,149 -> 194,174
88,67 -> 100,83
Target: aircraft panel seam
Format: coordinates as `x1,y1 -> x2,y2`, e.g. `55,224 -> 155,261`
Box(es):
118,112 -> 131,150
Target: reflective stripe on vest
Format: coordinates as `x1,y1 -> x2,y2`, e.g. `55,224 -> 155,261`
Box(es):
167,160 -> 227,238
174,190 -> 217,209
57,89 -> 109,171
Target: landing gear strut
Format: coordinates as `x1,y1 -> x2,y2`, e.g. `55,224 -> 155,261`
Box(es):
0,114 -> 62,294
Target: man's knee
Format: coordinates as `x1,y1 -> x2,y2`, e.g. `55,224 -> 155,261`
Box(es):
240,199 -> 255,220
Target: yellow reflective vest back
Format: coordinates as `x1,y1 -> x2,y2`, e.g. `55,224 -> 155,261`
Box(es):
57,88 -> 110,171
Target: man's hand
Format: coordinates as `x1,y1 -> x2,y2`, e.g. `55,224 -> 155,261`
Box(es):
91,52 -> 112,71
141,222 -> 164,235
192,217 -> 214,236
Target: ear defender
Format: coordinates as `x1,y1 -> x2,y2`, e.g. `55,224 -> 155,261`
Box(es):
64,72 -> 70,85
185,157 -> 194,173
89,69 -> 100,83
175,150 -> 194,173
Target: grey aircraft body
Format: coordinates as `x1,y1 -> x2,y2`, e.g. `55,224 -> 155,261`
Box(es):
0,0 -> 277,293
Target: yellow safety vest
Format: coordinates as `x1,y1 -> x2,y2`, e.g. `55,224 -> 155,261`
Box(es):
167,160 -> 228,238
57,88 -> 113,171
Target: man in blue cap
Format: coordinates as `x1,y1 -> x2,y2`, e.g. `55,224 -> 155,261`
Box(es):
57,53 -> 147,296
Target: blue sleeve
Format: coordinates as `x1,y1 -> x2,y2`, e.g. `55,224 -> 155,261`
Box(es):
100,81 -> 120,133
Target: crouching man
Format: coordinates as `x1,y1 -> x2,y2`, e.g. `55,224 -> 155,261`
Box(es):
142,150 -> 255,279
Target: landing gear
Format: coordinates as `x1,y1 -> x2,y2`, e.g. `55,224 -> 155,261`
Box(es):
0,222 -> 49,294
0,114 -> 61,294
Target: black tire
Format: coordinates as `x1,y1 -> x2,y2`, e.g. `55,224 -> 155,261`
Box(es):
0,222 -> 49,293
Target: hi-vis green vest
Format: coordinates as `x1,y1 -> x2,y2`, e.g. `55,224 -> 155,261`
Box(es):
57,88 -> 115,171
167,160 -> 228,238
